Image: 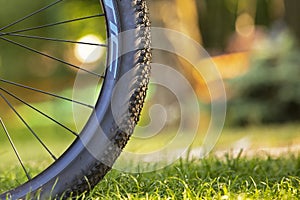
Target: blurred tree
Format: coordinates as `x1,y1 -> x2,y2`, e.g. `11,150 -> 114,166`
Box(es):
149,0 -> 205,99
284,0 -> 300,44
149,0 -> 202,42
196,0 -> 288,52
197,0 -> 237,53
226,31 -> 300,126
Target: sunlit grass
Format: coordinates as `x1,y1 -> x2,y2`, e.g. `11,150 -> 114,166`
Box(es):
0,124 -> 299,198
2,151 -> 300,199
84,153 -> 300,199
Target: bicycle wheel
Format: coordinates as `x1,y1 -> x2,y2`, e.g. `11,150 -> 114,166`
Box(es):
0,0 -> 151,199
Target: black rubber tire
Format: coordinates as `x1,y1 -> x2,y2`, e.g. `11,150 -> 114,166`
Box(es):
0,0 -> 151,199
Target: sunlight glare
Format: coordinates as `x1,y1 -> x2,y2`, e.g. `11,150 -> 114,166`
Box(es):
74,34 -> 105,63
235,13 -> 255,37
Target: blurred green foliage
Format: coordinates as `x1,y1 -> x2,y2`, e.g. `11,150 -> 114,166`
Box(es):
197,0 -> 274,51
285,0 -> 300,44
197,0 -> 300,51
227,31 -> 300,126
0,0 -> 104,82
198,0 -> 236,50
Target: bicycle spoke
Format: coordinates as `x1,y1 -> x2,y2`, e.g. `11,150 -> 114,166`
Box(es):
0,0 -> 120,193
0,14 -> 105,36
0,93 -> 57,161
0,0 -> 63,32
0,87 -> 79,137
0,118 -> 31,180
0,78 -> 95,109
0,36 -> 104,78
4,33 -> 108,47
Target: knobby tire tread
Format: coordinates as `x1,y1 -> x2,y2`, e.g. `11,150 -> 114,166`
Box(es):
63,0 -> 151,197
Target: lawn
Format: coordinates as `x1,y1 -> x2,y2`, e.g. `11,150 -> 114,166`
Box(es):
0,124 -> 300,199
82,153 -> 300,199
1,152 -> 300,199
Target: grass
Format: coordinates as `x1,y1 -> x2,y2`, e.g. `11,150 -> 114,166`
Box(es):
1,124 -> 300,199
3,152 -> 299,199
82,152 -> 300,199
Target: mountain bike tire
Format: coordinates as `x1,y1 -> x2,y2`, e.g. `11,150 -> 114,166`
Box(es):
0,0 -> 151,199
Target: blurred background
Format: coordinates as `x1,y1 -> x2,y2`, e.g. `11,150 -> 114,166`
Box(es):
128,0 -> 300,156
149,0 -> 300,125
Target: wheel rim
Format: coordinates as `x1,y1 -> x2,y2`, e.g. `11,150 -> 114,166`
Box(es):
0,0 -> 109,193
